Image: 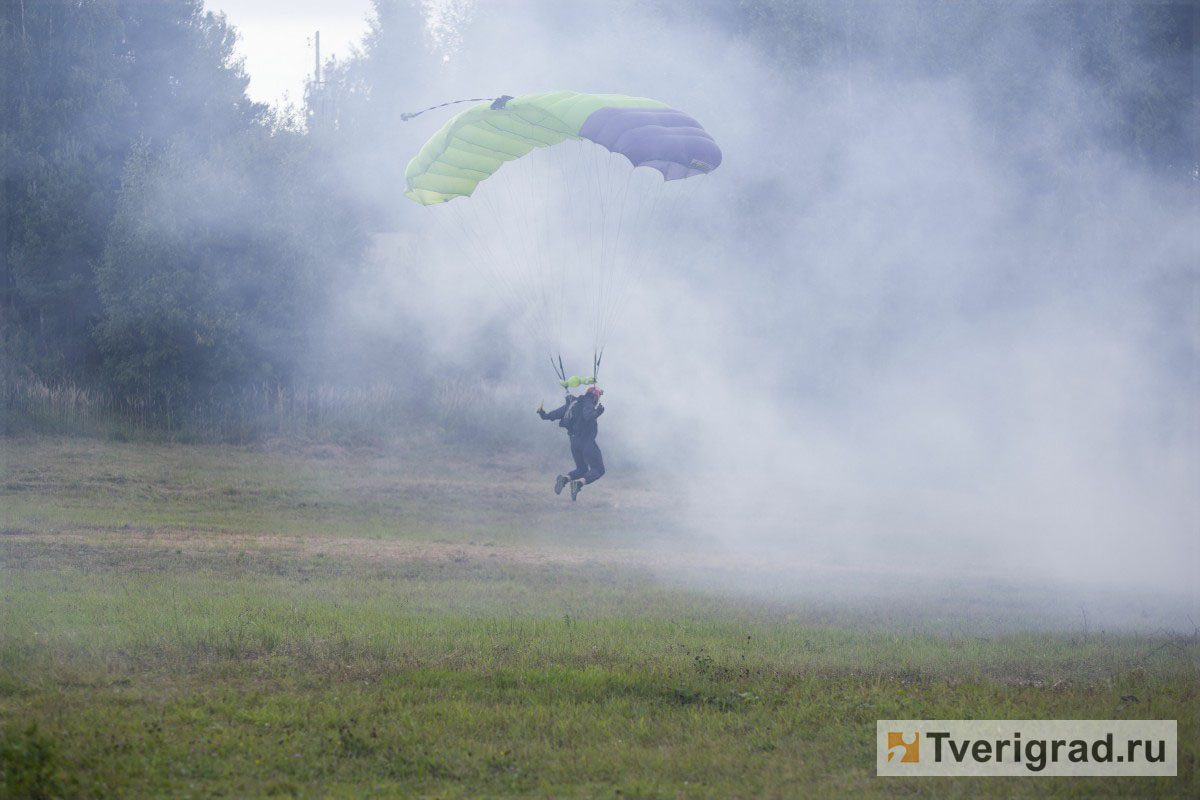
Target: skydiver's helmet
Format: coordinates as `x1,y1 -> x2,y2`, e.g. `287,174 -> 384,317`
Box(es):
586,386 -> 603,400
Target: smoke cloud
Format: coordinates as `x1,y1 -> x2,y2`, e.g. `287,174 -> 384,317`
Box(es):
349,1 -> 1197,625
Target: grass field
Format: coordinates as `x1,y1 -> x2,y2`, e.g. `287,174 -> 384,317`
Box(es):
1,435 -> 1196,798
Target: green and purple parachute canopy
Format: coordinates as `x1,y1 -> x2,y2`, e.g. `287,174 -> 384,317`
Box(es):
404,90 -> 721,205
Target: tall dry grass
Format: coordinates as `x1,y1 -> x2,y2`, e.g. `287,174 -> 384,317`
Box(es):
1,371 -> 517,445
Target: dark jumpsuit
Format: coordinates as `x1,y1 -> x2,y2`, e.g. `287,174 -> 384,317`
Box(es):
540,394 -> 606,484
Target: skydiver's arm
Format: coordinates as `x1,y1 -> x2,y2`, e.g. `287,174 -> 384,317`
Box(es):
541,402 -> 568,421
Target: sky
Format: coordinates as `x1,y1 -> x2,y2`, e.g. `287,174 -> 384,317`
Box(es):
211,0 -> 374,107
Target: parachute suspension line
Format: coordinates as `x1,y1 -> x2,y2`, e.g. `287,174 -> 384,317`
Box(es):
596,170 -> 692,356
487,160 -> 538,337
514,152 -> 559,352
420,202 -> 544,353
582,145 -> 613,365
441,149 -> 701,387
566,140 -> 596,360
597,171 -> 654,352
577,146 -> 598,363
554,141 -> 606,382
537,146 -> 564,352
541,141 -> 626,384
579,144 -> 604,374
443,203 -> 526,343
574,145 -> 597,360
523,151 -> 563,352
609,160 -> 651,346
595,165 -> 639,358
576,142 -> 671,378
445,189 -> 548,351
547,145 -> 570,363
593,159 -> 635,362
470,157 -> 557,356
538,151 -> 571,357
399,94 -> 512,122
596,150 -> 619,362
551,143 -> 576,358
614,179 -> 684,340
554,141 -> 615,381
447,199 -> 525,330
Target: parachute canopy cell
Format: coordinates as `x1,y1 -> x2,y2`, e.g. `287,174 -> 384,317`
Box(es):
404,90 -> 722,205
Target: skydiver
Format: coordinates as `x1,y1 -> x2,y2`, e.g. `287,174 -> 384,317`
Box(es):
537,385 -> 605,501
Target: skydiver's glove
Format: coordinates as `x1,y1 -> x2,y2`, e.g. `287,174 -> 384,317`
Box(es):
595,403 -> 605,415
536,400 -> 545,418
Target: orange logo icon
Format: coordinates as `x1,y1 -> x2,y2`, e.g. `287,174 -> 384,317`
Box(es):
887,732 -> 919,763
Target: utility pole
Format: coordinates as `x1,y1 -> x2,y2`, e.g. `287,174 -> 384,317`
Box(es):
307,31 -> 330,133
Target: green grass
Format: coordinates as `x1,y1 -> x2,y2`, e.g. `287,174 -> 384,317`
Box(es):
1,435 -> 1197,798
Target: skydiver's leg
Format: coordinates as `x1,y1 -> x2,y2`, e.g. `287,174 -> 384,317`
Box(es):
581,439 -> 605,484
566,437 -> 588,481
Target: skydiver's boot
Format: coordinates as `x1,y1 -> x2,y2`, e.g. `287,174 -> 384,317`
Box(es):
554,475 -> 569,495
570,480 -> 583,501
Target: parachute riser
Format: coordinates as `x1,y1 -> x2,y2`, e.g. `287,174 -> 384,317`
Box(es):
551,354 -> 567,383
553,350 -> 602,391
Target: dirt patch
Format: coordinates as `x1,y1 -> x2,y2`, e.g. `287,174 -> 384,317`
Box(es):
0,526 -> 665,570
0,524 -> 962,585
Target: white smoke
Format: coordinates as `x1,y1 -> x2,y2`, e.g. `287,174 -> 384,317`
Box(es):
357,1 -> 1198,625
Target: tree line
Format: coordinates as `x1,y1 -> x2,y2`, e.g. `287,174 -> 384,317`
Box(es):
2,0 -> 369,415
2,0 -> 1193,430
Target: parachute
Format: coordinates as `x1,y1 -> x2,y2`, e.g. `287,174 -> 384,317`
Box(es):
403,90 -> 721,381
